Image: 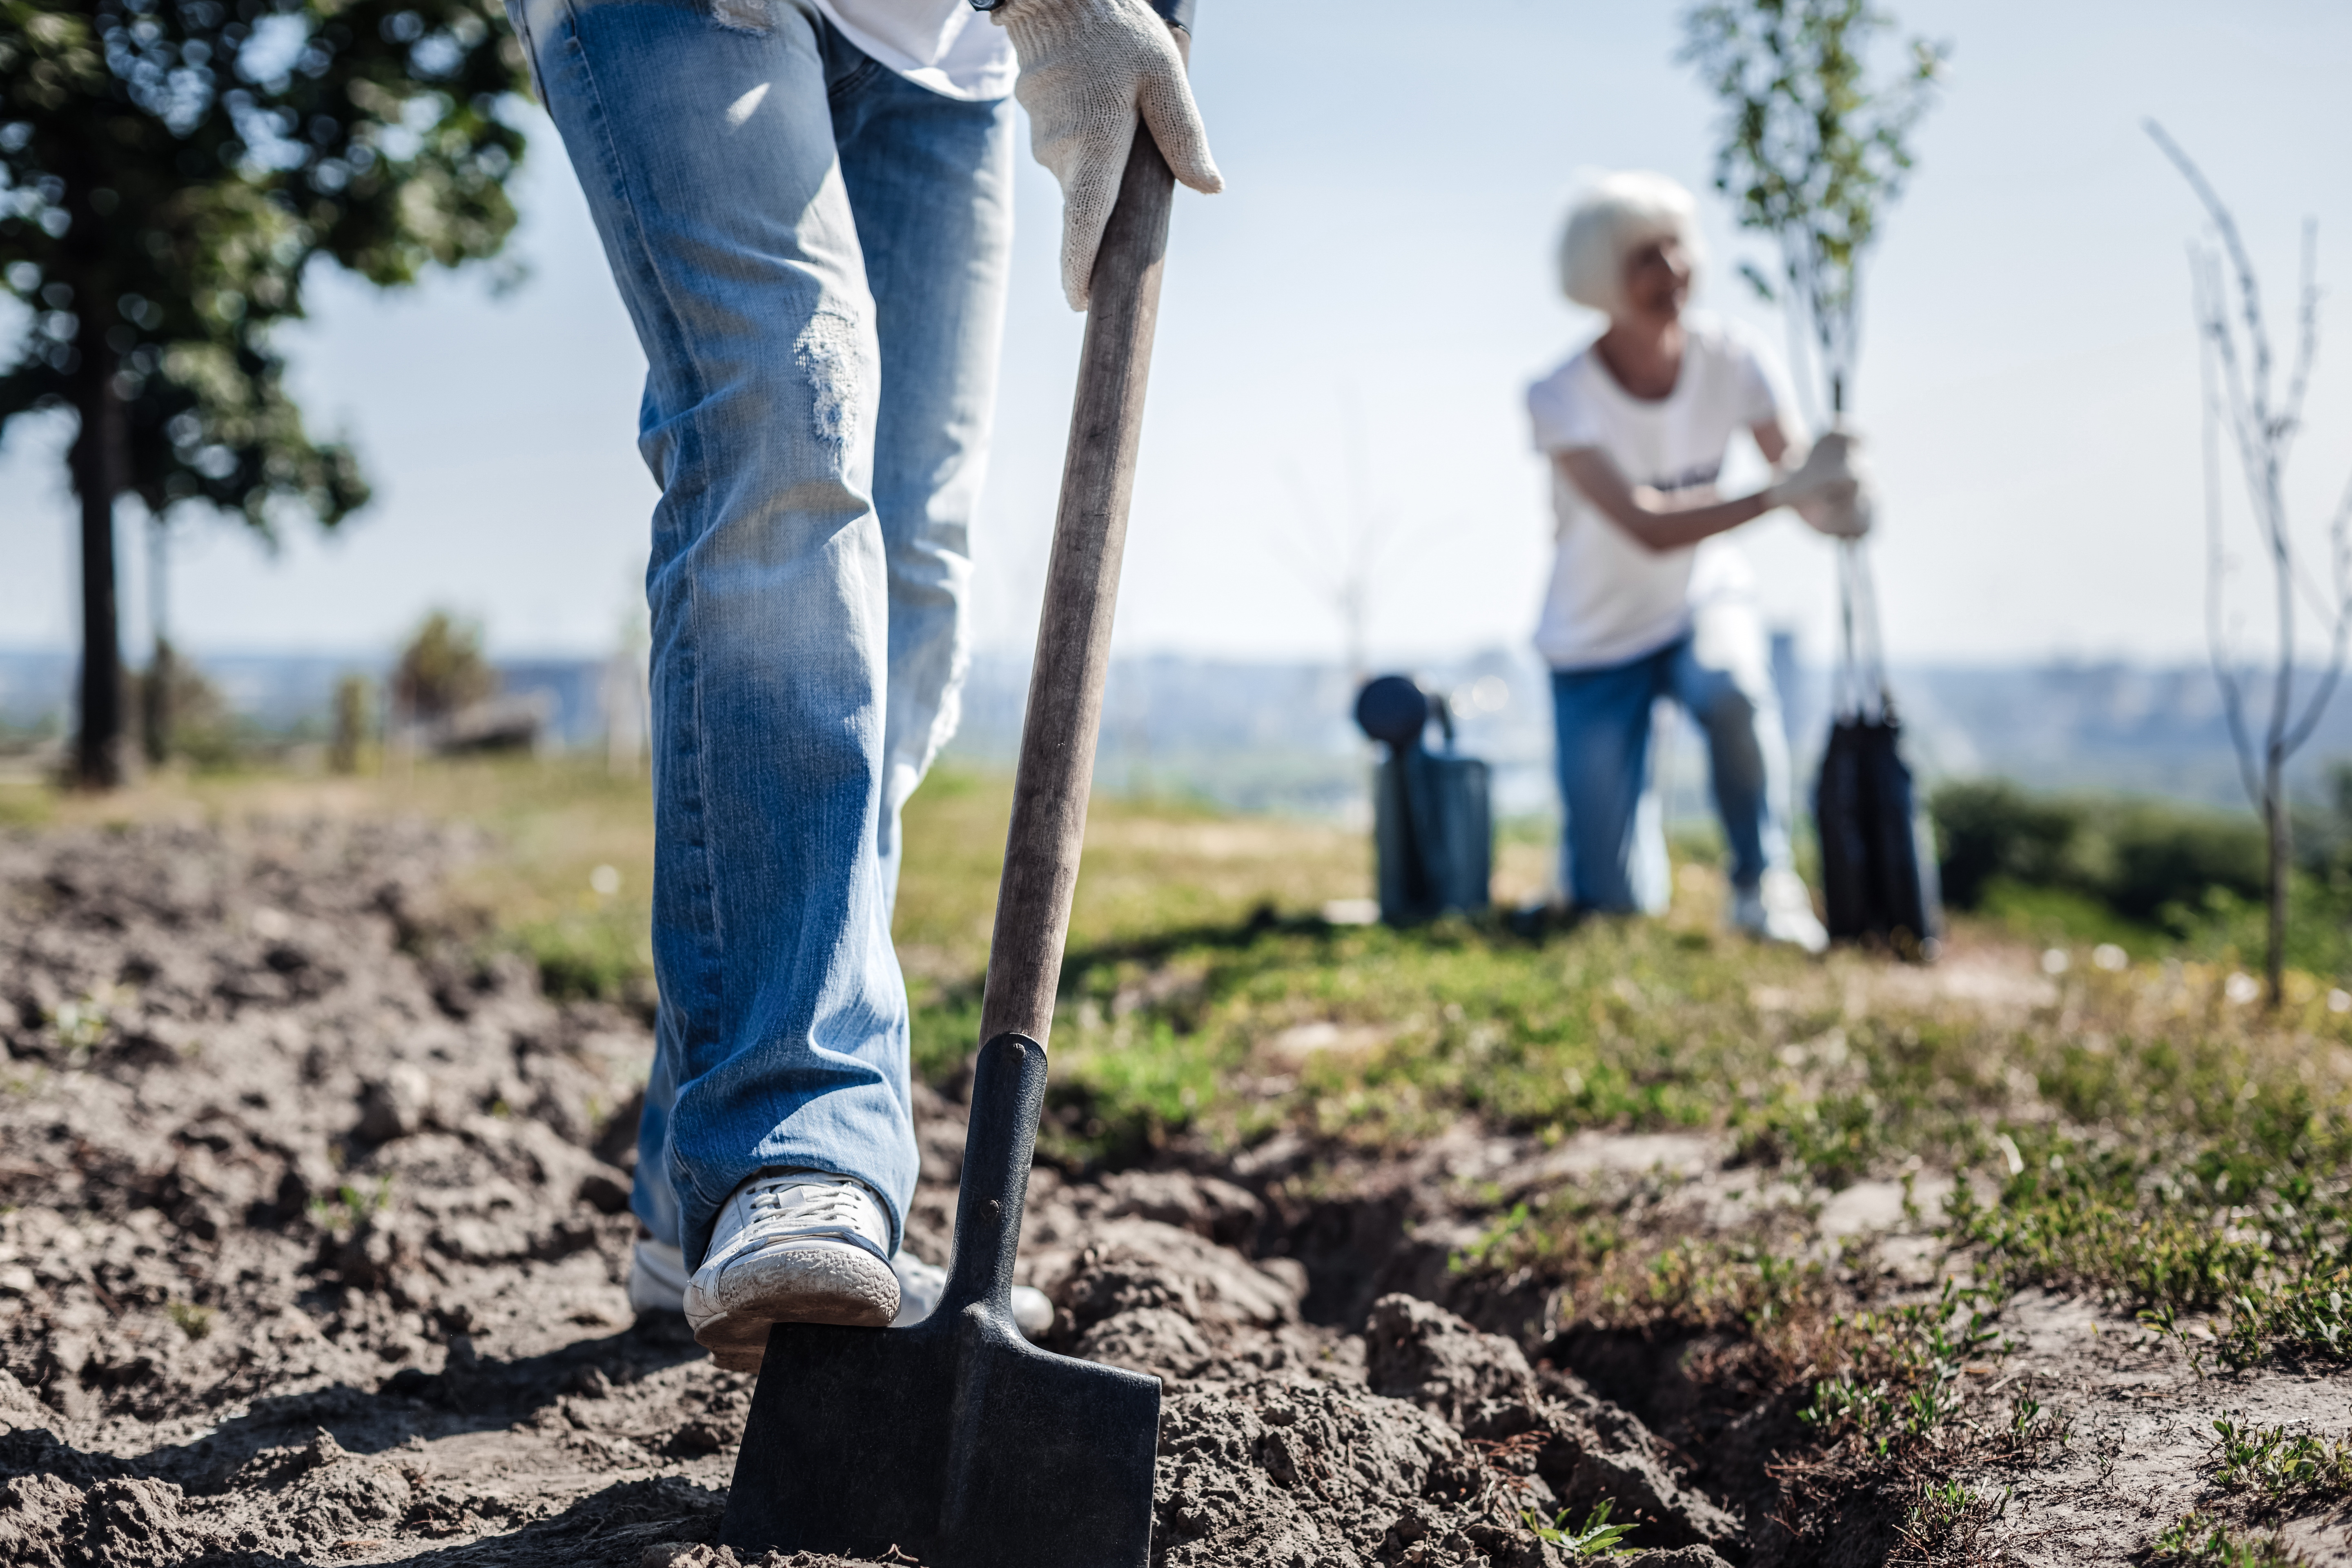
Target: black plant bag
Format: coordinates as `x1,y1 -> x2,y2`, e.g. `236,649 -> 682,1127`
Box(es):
1814,543 -> 1943,959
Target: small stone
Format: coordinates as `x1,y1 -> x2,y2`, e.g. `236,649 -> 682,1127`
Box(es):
354,1065 -> 432,1143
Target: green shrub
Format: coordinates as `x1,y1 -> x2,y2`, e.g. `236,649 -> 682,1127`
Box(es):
1932,780 -> 2081,909
2101,803 -> 2266,922
1928,782 -> 2265,923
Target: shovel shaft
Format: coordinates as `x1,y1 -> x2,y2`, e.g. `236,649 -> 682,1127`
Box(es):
977,102 -> 1181,1050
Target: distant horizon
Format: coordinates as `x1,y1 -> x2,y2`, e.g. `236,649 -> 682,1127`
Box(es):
0,641 -> 2305,675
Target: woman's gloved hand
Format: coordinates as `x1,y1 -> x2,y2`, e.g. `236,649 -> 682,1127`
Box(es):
993,0 -> 1222,310
1797,483 -> 1876,539
1789,430 -> 1875,538
1763,430 -> 1858,508
1765,430 -> 1876,539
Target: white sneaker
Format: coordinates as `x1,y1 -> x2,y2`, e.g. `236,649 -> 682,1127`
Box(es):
1730,869 -> 1829,955
629,1234 -> 690,1315
891,1253 -> 1057,1339
684,1172 -> 901,1370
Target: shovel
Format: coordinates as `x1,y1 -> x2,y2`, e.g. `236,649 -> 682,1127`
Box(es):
717,5 -> 1203,1564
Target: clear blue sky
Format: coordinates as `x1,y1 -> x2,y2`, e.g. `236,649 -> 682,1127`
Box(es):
4,0 -> 2350,668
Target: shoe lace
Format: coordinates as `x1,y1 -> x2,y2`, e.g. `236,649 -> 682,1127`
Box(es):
744,1175 -> 873,1234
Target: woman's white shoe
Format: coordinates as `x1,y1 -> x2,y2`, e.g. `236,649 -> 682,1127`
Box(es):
1729,868 -> 1830,955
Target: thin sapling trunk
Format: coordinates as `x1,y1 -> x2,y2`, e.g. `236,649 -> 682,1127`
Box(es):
2154,121 -> 2352,1008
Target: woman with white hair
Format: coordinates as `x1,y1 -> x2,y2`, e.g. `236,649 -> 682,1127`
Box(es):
1530,169 -> 1865,948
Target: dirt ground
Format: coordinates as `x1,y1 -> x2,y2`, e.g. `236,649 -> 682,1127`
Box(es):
0,818 -> 2345,1567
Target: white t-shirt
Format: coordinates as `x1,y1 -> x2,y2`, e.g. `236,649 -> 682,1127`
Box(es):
1526,314 -> 1793,670
813,0 -> 1017,100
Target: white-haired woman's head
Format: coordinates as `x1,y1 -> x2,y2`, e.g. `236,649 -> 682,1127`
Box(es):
1557,171 -> 1704,322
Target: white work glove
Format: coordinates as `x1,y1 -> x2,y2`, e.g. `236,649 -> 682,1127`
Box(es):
994,0 -> 1223,311
1764,430 -> 1864,525
1798,481 -> 1876,539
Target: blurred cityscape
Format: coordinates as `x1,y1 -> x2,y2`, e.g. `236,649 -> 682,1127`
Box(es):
1,642 -> 2339,823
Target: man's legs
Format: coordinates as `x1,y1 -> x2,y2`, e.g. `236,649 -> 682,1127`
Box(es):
828,51 -> 1016,914
1668,599 -> 1795,895
511,0 -> 917,1271
1551,648 -> 1674,914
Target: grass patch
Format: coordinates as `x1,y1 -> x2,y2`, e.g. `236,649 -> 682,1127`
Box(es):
1028,909 -> 1830,1170
1524,1498 -> 1637,1558
2155,1512 -> 2308,1568
1976,878 -> 2166,958
514,907 -> 656,1007
1797,1279 -> 2010,1459
1943,1068 -> 2350,1370
2208,1418 -> 2352,1507
166,1300 -> 217,1341
2145,1416 -> 2352,1568
309,1177 -> 396,1238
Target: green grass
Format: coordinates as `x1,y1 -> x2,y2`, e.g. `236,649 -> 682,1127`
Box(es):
1976,878 -> 2168,957
1797,1279 -> 2009,1457
1525,1498 -> 1637,1558
2208,1418 -> 2352,1505
1941,1029 -> 2352,1371
166,1300 -> 218,1341
307,1176 -> 396,1238
2141,1417 -> 2352,1568
2154,1513 -> 2306,1568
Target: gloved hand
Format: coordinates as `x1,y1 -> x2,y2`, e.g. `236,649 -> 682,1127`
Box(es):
1797,482 -> 1875,539
994,0 -> 1223,311
1788,429 -> 1875,538
1763,430 -> 1858,510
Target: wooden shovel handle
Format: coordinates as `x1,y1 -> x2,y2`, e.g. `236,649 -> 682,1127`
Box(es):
976,60 -> 1186,1051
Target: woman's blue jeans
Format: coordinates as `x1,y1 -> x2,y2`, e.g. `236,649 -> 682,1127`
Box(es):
1550,602 -> 1798,914
507,0 -> 1014,1267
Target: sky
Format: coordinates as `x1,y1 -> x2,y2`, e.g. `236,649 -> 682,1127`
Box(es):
4,0 -> 2352,670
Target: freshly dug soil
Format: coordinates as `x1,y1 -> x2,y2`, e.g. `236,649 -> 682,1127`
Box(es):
0,820 -> 1746,1567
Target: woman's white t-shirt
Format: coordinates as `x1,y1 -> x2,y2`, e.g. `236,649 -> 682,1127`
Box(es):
1527,314 -> 1793,670
813,0 -> 1017,100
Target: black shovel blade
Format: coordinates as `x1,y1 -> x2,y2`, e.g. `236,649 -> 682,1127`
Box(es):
718,1033 -> 1162,1568
718,1306 -> 1160,1568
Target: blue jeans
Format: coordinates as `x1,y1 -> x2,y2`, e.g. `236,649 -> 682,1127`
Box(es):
508,0 -> 1014,1267
1551,601 -> 1796,913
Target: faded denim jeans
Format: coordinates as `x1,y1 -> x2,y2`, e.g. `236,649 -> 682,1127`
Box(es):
506,0 -> 1014,1267
1551,599 -> 1797,913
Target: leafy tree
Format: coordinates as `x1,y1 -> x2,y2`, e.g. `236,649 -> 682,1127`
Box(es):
391,607 -> 490,723
0,0 -> 528,787
1680,0 -> 1946,416
131,644 -> 237,764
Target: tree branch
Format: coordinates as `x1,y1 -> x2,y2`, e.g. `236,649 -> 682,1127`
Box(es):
2197,252 -> 2265,811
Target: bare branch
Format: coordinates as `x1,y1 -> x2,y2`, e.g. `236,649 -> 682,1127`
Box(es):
2281,467 -> 2352,753
2149,121 -> 2281,439
2196,251 -> 2265,810
2278,219 -> 2321,455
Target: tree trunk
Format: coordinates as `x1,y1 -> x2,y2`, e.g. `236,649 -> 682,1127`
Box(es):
70,339 -> 126,791
2265,760 -> 2289,1009
143,638 -> 175,767
143,519 -> 172,766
